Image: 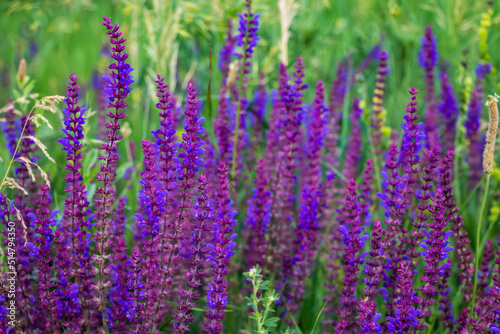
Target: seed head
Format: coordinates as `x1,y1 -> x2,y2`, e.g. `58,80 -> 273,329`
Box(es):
483,94 -> 499,174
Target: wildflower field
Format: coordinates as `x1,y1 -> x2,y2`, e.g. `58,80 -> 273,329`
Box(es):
1,0 -> 500,333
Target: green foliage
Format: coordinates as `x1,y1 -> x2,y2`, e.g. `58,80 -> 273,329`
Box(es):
244,265 -> 280,334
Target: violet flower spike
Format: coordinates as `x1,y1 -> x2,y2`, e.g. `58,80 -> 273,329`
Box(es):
245,158 -> 272,268
204,162 -> 238,334
469,221 -> 500,332
357,297 -> 383,334
172,174 -> 213,333
362,220 -> 383,300
153,82 -> 204,323
150,74 -> 180,321
438,71 -> 458,152
57,72 -> 94,329
418,25 -> 440,148
135,140 -> 166,331
341,97 -> 363,183
338,179 -> 364,330
1,101 -> 19,156
438,150 -> 474,301
107,197 -> 129,331
235,0 -> 261,91
386,264 -> 421,333
218,19 -> 236,84
95,17 -> 134,329
465,70 -> 487,189
415,186 -> 454,331
231,0 -> 261,181
28,185 -> 59,331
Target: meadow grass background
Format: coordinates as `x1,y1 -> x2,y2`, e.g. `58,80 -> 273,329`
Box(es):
1,0 -> 497,215
0,0 -> 499,331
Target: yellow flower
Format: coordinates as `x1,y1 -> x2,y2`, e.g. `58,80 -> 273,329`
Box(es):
389,4 -> 401,17
492,167 -> 500,184
478,9 -> 493,63
359,99 -> 366,110
381,126 -> 391,138
123,5 -> 132,17
489,204 -> 499,223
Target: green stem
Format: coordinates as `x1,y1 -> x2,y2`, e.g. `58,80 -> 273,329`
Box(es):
471,173 -> 491,315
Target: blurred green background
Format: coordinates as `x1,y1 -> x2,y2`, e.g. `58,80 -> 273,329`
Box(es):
0,0 -> 498,207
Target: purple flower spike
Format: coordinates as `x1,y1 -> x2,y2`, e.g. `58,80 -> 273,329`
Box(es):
362,220 -> 383,299
342,97 -> 363,182
31,185 -> 59,331
476,62 -> 492,79
338,179 -> 364,330
218,19 -> 236,83
1,101 -> 20,156
438,72 -> 458,152
437,259 -> 455,330
305,80 -> 329,187
401,87 -> 424,186
135,140 -> 166,330
94,17 -> 134,325
386,264 -> 421,333
205,162 -> 238,334
418,26 -> 439,70
408,145 -> 439,271
151,75 -> 179,319
418,25 -> 439,148
235,0 -> 260,91
324,60 -> 346,181
465,75 -> 486,189
245,158 -> 272,268
438,151 -> 474,301
415,186 -> 453,331
155,82 -> 204,322
57,72 -> 95,330
469,217 -> 500,331
357,297 -> 383,334
173,174 -> 213,333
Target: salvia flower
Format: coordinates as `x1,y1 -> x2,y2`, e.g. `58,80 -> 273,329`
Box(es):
235,0 -> 261,91
362,220 -> 383,299
338,179 -> 365,329
438,72 -> 459,152
386,264 -> 421,333
408,145 -> 439,270
219,19 -> 236,83
464,77 -> 485,189
245,158 -> 272,268
437,259 -> 455,330
57,72 -> 94,329
357,297 -> 383,334
94,16 -> 134,324
135,139 -> 166,330
172,174 -> 213,333
418,25 -> 439,148
27,185 -> 59,331
1,101 -> 19,156
205,162 -> 238,334
438,150 -> 474,301
154,82 -> 204,322
342,97 -> 363,182
415,186 -> 454,331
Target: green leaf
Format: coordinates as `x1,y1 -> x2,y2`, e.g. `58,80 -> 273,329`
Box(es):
116,162 -> 134,180
263,317 -> 279,328
82,149 -> 98,179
